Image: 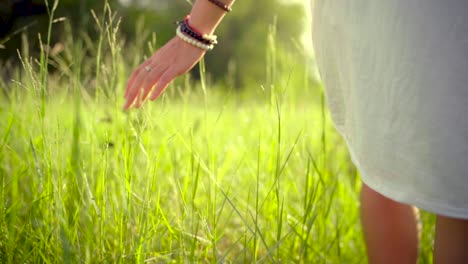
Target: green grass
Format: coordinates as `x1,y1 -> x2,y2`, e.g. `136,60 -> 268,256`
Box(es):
0,4 -> 436,263
0,88 -> 356,262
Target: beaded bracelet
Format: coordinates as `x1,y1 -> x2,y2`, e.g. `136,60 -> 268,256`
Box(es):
179,23 -> 218,45
175,15 -> 218,51
180,23 -> 216,45
207,0 -> 232,12
183,15 -> 218,44
176,26 -> 214,50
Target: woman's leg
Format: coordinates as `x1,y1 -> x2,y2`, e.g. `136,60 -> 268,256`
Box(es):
360,183 -> 420,264
433,215 -> 468,264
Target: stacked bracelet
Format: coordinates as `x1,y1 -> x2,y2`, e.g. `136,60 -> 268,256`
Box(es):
207,0 -> 232,12
183,16 -> 217,45
180,23 -> 214,45
176,17 -> 217,51
176,26 -> 214,50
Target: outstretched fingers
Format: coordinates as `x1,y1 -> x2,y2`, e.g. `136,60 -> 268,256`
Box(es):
150,68 -> 177,101
125,59 -> 152,99
124,72 -> 147,109
135,64 -> 168,108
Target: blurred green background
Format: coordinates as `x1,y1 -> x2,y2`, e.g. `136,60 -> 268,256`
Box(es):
0,0 -> 315,89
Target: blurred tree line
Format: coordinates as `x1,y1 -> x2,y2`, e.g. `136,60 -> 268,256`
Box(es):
0,0 -> 306,88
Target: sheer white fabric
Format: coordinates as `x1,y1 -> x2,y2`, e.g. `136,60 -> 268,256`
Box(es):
312,1 -> 468,218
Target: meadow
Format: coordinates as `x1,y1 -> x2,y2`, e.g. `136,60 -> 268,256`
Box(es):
0,4 -> 437,263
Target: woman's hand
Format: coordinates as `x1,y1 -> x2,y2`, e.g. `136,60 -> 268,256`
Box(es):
124,36 -> 206,109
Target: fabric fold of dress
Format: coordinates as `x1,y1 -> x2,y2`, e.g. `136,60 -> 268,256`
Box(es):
312,0 -> 468,218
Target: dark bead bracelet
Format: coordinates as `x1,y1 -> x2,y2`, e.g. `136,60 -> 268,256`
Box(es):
207,0 -> 232,12
180,22 -> 215,45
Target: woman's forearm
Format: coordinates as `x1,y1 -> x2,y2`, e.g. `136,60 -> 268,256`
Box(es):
189,0 -> 236,35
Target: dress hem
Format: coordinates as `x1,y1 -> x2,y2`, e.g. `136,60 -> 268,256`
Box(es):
342,134 -> 468,220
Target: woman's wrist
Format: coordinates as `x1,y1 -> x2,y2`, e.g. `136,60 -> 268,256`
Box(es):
188,0 -> 235,35
176,18 -> 217,51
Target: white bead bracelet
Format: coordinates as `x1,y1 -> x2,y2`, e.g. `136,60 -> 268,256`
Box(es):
176,26 -> 214,51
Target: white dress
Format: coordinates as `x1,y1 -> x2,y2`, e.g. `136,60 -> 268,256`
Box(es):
312,0 -> 468,218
